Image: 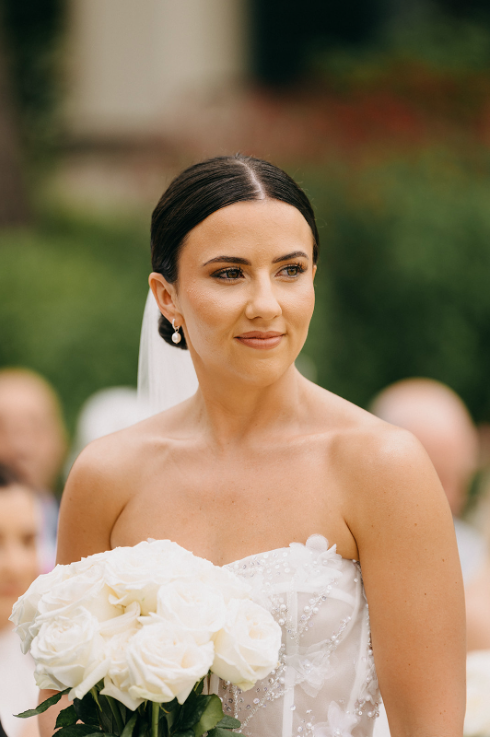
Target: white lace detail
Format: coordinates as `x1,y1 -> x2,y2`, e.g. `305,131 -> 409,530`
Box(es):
209,535 -> 381,737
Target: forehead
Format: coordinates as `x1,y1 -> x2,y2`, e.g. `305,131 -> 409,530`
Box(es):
0,486 -> 37,526
182,199 -> 314,262
0,377 -> 59,423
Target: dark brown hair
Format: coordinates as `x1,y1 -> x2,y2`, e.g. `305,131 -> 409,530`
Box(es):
151,154 -> 319,349
0,462 -> 23,489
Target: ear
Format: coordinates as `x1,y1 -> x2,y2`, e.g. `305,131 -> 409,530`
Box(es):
149,273 -> 183,326
312,264 -> 317,282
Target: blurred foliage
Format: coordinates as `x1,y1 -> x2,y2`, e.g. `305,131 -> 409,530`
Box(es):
2,0 -> 65,158
2,150 -> 490,436
0,211 -> 149,434
302,151 -> 490,422
308,3 -> 490,85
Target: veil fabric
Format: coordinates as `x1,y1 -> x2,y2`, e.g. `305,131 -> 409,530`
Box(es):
137,290 -> 198,415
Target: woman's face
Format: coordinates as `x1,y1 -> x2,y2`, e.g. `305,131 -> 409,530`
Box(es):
152,199 -> 317,386
0,486 -> 38,627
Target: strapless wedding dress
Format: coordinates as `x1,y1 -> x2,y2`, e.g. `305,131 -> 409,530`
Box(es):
209,534 -> 381,737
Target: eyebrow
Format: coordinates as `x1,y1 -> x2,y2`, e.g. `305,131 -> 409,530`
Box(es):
202,250 -> 309,267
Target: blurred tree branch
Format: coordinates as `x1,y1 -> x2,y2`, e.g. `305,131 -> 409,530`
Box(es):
0,8 -> 30,226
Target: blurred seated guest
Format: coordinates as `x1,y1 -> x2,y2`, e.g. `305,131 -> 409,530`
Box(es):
0,369 -> 67,571
370,378 -> 484,583
466,561 -> 490,651
0,464 -> 40,737
66,386 -> 149,473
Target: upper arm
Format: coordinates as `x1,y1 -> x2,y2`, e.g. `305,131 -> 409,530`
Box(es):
56,440 -> 129,564
345,427 -> 466,736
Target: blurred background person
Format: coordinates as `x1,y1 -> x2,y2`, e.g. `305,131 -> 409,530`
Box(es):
66,386 -> 149,473
0,463 -> 40,737
0,369 -> 68,571
370,377 -> 484,584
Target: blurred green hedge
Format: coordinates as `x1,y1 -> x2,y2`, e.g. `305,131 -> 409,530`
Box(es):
2,151 -> 490,434
0,212 -> 149,433
303,152 -> 490,422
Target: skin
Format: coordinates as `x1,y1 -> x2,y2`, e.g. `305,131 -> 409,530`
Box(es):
40,199 -> 465,736
0,485 -> 40,737
371,380 -> 488,656
0,372 -> 67,491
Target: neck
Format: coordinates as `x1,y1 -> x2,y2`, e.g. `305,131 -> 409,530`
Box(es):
190,362 -> 308,446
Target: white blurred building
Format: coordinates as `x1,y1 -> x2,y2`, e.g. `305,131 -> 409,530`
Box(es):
64,0 -> 248,139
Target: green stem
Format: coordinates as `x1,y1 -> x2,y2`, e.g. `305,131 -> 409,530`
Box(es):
152,702 -> 160,737
107,696 -> 125,735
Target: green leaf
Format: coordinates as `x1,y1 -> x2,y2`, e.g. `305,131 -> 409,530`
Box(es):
73,693 -> 101,727
214,716 -> 241,729
178,694 -> 212,731
96,694 -> 116,733
192,695 -> 224,737
56,706 -> 79,728
172,731 -> 194,737
160,699 -> 178,714
120,712 -> 138,737
15,688 -> 70,717
207,730 -> 245,737
55,725 -> 103,737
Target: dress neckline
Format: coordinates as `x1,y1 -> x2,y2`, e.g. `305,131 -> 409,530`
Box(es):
146,534 -> 357,568
220,534 -> 355,568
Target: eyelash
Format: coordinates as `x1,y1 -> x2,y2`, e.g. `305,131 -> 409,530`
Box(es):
213,263 -> 307,281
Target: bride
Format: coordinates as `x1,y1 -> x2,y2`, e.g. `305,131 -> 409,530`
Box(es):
39,155 -> 465,737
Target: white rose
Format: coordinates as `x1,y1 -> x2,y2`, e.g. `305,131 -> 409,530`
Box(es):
212,598 -> 282,691
464,650 -> 490,736
98,604 -> 143,711
30,606 -> 109,699
37,562 -> 120,624
200,566 -> 251,603
104,540 -> 212,615
155,578 -> 227,645
126,620 -> 214,704
10,564 -> 71,653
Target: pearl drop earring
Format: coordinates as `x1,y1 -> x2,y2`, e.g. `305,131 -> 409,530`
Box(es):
171,319 -> 182,344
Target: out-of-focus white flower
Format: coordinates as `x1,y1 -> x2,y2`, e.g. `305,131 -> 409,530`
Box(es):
464,650 -> 490,737
212,598 -> 281,691
30,606 -> 108,699
10,565 -> 71,653
126,620 -> 214,704
155,578 -> 227,645
104,540 -> 212,615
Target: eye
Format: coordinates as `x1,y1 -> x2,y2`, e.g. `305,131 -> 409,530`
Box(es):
213,267 -> 244,281
279,263 -> 306,278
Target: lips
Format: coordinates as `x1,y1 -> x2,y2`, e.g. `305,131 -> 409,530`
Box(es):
235,331 -> 284,350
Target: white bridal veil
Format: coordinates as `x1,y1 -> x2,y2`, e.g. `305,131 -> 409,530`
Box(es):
137,290 -> 198,415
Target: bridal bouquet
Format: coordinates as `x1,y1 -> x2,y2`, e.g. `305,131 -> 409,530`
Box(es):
10,540 -> 282,737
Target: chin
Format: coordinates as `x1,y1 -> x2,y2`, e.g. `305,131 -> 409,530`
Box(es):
231,355 -> 296,386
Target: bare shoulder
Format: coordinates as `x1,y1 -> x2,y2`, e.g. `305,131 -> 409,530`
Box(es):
57,410 -> 179,564
305,382 -> 451,545
310,385 -> 446,510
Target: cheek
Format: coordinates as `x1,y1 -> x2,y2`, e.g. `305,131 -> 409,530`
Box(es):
283,282 -> 316,326
180,281 -> 243,334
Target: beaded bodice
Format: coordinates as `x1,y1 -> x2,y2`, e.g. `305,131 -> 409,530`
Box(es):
209,534 -> 380,737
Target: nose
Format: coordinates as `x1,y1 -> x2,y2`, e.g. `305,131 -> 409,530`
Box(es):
244,272 -> 282,322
